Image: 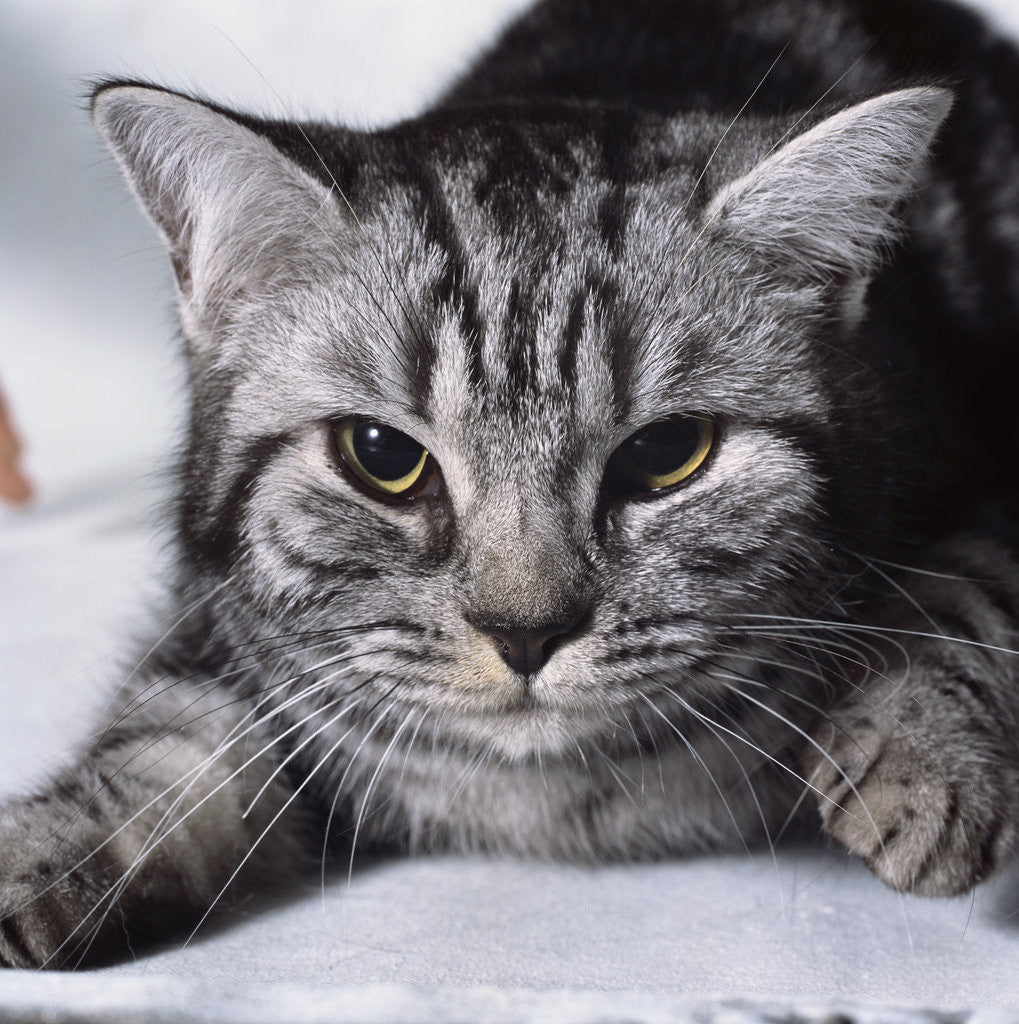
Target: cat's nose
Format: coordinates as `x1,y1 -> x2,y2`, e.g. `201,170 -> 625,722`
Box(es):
474,619 -> 577,677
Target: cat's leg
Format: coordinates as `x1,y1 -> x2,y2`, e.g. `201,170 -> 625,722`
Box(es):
806,534 -> 1019,896
0,677 -> 303,968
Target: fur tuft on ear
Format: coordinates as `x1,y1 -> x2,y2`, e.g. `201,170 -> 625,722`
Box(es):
92,83 -> 338,336
706,87 -> 953,284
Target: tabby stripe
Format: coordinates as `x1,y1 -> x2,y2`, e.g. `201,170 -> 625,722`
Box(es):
271,525 -> 388,583
96,723 -> 174,756
596,110 -> 637,259
505,275 -> 539,399
416,166 -> 486,391
597,183 -> 628,260
574,274 -> 629,423
845,757 -> 884,804
939,672 -> 990,708
97,771 -> 125,802
824,752 -> 883,815
284,556 -> 383,586
933,611 -> 982,646
184,434 -> 288,568
599,644 -> 662,664
0,914 -> 37,968
877,820 -> 902,854
975,813 -> 1007,882
680,549 -> 754,578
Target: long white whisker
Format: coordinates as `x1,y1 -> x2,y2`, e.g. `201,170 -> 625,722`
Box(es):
857,556 -> 945,635
179,703 -> 396,950
732,615 -> 1019,657
638,693 -> 752,854
717,679 -> 916,948
241,697 -> 366,819
18,664 -> 384,932
319,688 -> 402,891
42,679 -> 377,967
346,708 -> 420,882
100,577 -> 235,739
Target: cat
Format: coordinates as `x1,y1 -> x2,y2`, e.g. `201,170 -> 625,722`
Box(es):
2,0 -> 1018,969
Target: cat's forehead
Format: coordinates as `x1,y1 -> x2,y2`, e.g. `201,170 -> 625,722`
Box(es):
336,114 -> 697,412
327,115 -> 813,426
228,109 -> 827,447
367,107 -> 711,249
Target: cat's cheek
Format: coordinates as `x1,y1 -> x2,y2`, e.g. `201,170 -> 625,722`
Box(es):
235,437 -> 454,610
608,428 -> 822,570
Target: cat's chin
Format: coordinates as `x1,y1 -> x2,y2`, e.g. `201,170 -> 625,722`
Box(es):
457,711 -> 601,762
433,691 -> 623,763
405,656 -> 641,760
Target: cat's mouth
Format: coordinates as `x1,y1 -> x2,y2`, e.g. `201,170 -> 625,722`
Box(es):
420,669 -> 630,760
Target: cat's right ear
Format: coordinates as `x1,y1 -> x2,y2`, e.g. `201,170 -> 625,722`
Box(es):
91,82 -> 342,340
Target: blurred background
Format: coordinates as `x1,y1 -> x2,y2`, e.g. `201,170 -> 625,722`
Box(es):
1,0 -> 1018,776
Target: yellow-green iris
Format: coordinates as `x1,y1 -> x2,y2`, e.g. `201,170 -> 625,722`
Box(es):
334,417 -> 429,496
610,416 -> 714,492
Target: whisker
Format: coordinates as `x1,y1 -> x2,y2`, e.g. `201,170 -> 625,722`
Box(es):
856,555 -> 945,635
680,37 -> 793,217
99,576 -> 235,741
321,685 -> 402,883
624,33 -> 796,339
14,663 -> 386,939
592,747 -> 642,809
178,694 -> 399,951
733,615 -> 1019,658
652,683 -> 858,822
346,707 -> 420,882
240,697 -> 366,820
637,693 -> 753,855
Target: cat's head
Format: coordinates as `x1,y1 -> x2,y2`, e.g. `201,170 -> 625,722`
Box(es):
92,82 -> 949,760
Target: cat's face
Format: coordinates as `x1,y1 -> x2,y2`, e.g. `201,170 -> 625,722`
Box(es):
94,85 -> 949,761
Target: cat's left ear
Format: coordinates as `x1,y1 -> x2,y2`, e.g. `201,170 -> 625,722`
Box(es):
704,87 -> 952,286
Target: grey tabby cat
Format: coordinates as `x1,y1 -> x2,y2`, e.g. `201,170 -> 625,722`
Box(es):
2,0 -> 1019,968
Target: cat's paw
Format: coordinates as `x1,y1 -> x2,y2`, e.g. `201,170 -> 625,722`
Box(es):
0,803 -> 124,969
805,699 -> 1018,896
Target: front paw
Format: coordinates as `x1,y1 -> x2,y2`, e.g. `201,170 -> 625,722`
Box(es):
805,700 -> 1018,896
0,804 -> 123,969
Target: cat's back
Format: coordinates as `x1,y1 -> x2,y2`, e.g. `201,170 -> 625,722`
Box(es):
441,0 -> 1017,115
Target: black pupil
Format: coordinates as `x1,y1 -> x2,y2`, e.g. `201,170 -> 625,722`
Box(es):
353,421 -> 423,481
626,418 -> 701,473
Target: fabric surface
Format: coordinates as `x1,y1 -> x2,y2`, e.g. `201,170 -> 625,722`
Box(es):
0,981 -> 1017,1024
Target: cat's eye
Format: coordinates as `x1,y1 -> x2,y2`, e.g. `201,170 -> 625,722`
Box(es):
331,417 -> 435,499
607,415 -> 714,494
